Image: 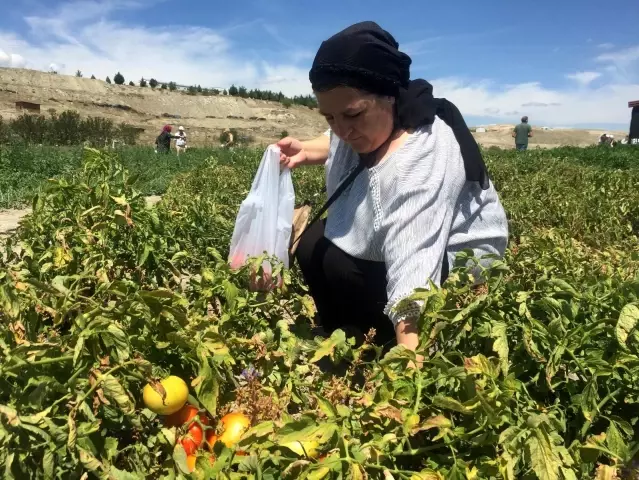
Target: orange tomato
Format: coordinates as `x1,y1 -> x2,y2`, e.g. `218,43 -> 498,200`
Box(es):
217,412 -> 250,448
186,455 -> 197,472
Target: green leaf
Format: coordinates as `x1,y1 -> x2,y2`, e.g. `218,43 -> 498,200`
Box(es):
526,429 -> 562,480
222,279 -> 238,310
173,443 -> 190,474
432,395 -> 473,415
99,374 -> 134,414
106,324 -> 130,361
42,449 -> 54,480
616,304 -> 639,349
606,420 -> 629,462
314,394 -> 338,419
108,466 -> 144,480
194,359 -> 219,416
310,329 -> 347,363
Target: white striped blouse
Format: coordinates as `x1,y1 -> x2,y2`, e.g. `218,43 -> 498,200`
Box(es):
323,117 -> 509,326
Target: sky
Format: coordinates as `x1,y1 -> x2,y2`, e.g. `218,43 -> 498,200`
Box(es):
1,0 -> 638,129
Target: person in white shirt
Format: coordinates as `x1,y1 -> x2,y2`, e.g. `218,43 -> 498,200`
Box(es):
175,126 -> 187,155
277,21 -> 508,353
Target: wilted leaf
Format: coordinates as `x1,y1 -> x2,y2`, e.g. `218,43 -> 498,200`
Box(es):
616,304 -> 639,349
594,465 -> 618,480
99,374 -> 134,414
491,321 -> 509,375
78,446 -> 102,472
464,354 -> 498,378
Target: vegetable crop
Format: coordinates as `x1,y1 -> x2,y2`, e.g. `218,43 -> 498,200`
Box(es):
0,146 -> 638,479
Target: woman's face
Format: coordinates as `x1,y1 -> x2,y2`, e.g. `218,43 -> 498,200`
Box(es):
316,87 -> 394,154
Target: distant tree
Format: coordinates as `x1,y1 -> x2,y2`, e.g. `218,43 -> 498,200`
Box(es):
196,85 -> 203,93
228,85 -> 239,96
281,98 -> 293,108
211,88 -> 220,95
149,78 -> 158,89
139,78 -> 147,87
75,70 -> 83,78
168,82 -> 177,91
129,81 -> 135,86
106,76 -> 112,84
161,83 -> 167,90
186,85 -> 197,95
222,89 -> 228,96
113,72 -> 125,85
90,74 -> 96,79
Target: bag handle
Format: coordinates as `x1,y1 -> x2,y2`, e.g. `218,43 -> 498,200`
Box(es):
290,159 -> 366,250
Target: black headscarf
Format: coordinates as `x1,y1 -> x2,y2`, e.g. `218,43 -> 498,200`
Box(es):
309,21 -> 490,190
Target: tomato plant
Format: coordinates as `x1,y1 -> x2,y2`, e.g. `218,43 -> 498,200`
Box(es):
0,146 -> 637,479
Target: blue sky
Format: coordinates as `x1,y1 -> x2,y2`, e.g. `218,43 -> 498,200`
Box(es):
1,0 -> 638,128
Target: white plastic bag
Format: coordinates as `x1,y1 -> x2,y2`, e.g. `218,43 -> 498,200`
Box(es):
228,145 -> 295,281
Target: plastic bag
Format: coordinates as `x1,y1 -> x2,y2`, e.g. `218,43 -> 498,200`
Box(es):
228,145 -> 295,286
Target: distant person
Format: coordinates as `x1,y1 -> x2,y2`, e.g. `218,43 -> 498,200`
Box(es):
512,116 -> 532,151
155,125 -> 177,154
221,128 -> 235,149
175,126 -> 188,155
598,133 -> 614,147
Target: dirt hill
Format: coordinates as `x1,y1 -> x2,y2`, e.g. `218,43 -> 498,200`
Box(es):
0,67 -> 626,148
0,67 -> 326,146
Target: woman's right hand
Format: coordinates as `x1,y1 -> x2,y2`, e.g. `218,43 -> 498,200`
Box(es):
277,137 -> 308,169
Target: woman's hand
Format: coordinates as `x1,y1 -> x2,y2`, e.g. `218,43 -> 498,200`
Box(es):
277,137 -> 308,169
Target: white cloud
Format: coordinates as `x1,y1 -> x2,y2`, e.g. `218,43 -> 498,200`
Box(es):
565,71 -> 601,86
431,78 -> 637,125
597,43 -> 614,49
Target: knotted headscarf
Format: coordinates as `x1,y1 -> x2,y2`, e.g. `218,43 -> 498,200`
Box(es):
309,21 -> 490,189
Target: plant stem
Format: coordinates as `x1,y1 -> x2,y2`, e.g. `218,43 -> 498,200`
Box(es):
4,354 -> 74,373
580,387 -> 622,439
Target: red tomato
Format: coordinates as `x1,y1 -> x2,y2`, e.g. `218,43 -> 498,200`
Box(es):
180,423 -> 204,455
205,430 -> 217,451
164,404 -> 209,428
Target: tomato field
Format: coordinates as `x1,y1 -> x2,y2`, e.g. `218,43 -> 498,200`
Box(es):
0,144 -> 638,479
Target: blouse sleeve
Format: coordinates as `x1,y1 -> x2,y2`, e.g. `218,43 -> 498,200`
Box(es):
381,122 -> 466,326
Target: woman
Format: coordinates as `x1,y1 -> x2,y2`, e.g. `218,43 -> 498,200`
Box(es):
175,126 -> 188,156
278,22 -> 508,352
155,125 -> 177,154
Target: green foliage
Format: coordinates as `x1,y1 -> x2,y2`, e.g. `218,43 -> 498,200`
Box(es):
168,82 -> 177,91
139,78 -> 147,88
1,110 -> 143,150
228,85 -> 239,96
75,70 -> 82,78
280,130 -> 289,139
114,72 -> 125,85
161,83 -> 167,90
149,78 -> 159,89
0,146 -> 638,478
128,81 -> 135,86
105,76 -> 111,84
90,75 -> 96,80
